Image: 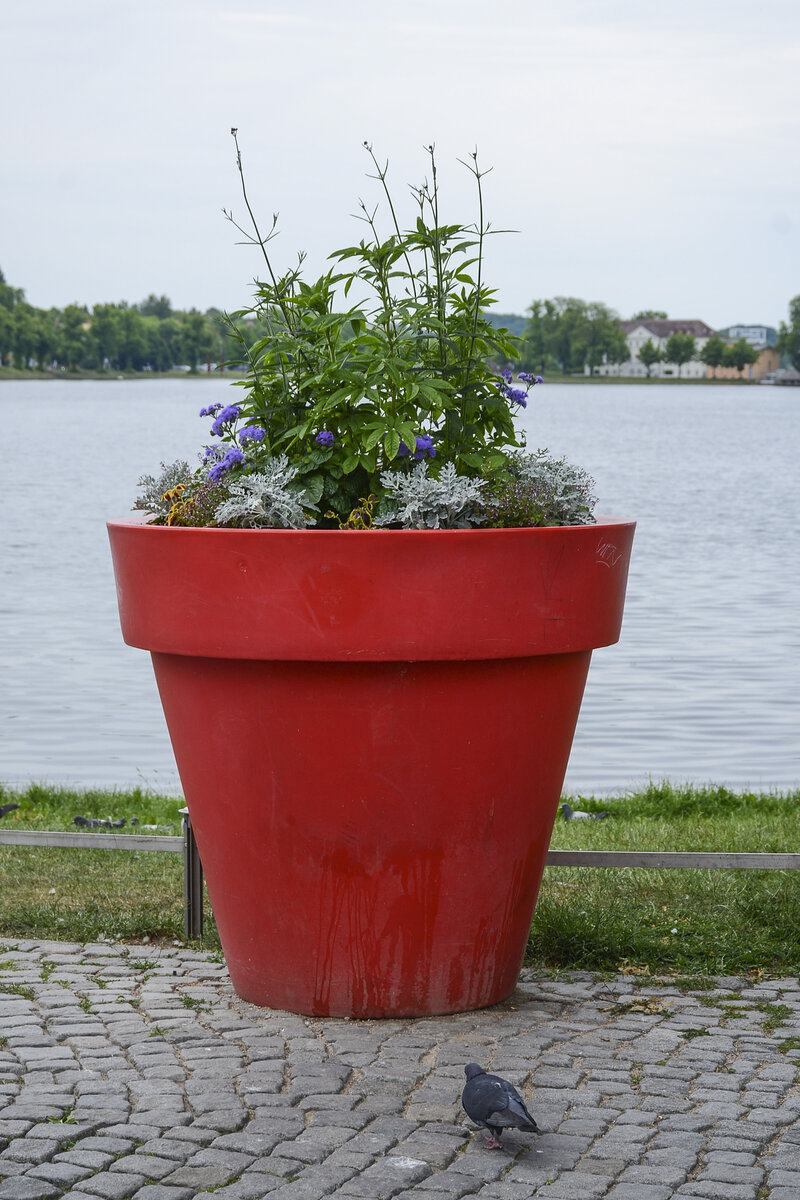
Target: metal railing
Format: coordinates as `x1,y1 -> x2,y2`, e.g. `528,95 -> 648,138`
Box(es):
0,808 -> 203,939
2,826 -> 798,940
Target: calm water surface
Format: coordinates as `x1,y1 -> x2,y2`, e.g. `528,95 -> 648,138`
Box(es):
1,379 -> 798,796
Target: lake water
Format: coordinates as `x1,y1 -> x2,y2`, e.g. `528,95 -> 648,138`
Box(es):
1,378 -> 798,797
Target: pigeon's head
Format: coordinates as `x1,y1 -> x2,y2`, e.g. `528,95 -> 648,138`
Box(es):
464,1063 -> 485,1081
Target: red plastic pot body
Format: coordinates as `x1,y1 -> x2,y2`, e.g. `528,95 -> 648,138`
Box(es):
108,517 -> 634,1017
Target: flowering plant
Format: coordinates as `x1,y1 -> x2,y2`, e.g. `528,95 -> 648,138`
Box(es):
136,133 -> 596,530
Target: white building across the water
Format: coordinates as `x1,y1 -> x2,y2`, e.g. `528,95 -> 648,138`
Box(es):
596,318 -> 717,378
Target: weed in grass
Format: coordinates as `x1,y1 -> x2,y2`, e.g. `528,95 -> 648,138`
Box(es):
719,1005 -> 752,1021
0,1035 -> 7,1047
39,961 -> 55,982
60,1138 -> 78,1152
77,996 -> 94,1014
680,1028 -> 711,1040
758,1002 -> 793,1031
0,982 -> 35,1001
181,995 -> 211,1012
149,1026 -> 166,1037
46,1109 -> 77,1124
91,975 -> 108,989
672,976 -> 716,991
777,1037 -> 800,1055
0,961 -> 18,971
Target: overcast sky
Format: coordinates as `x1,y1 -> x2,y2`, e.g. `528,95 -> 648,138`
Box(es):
2,0 -> 798,329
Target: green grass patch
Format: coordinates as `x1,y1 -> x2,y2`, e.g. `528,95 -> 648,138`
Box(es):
2,780 -> 799,972
528,781 -> 800,976
0,783 -> 218,948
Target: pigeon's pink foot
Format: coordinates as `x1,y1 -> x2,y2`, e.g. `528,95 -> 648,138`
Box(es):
482,1132 -> 503,1149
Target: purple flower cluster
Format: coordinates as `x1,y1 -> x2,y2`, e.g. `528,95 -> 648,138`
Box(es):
210,405 -> 242,436
315,430 -> 335,448
398,433 -> 436,460
239,425 -> 266,444
199,403 -> 223,418
205,444 -> 245,481
497,370 -> 543,409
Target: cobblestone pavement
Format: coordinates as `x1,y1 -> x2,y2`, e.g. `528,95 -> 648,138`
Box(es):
2,942 -> 800,1200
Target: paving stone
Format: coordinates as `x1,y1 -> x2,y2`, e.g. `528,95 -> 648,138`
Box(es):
8,944 -> 800,1200
532,1173 -> 615,1198
25,1161 -> 95,1186
78,1176 -> 149,1200
766,1170 -> 800,1188
605,1186 -> 674,1200
0,1181 -> 62,1200
329,1155 -> 432,1195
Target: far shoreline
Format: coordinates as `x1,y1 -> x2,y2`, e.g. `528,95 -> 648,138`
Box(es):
0,368 -> 762,385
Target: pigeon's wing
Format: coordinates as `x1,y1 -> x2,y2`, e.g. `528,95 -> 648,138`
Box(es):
494,1093 -> 538,1130
485,1076 -> 538,1130
462,1076 -> 510,1126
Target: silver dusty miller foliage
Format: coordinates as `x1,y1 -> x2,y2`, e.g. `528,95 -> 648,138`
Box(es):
134,461 -> 193,518
374,462 -> 487,530
509,450 -> 597,525
213,455 -> 317,529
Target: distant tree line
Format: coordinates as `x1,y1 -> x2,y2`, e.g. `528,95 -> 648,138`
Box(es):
488,299 -> 788,378
778,295 -> 800,371
5,266 -> 797,380
0,269 -> 262,373
514,298 -> 631,376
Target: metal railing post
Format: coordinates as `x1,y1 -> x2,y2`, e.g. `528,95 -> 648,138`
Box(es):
180,807 -> 204,939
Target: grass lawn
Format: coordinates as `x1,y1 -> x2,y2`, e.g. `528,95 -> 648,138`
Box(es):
1,781 -> 798,977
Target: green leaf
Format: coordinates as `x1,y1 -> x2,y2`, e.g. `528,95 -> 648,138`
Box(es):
302,473 -> 325,505
384,430 -> 401,461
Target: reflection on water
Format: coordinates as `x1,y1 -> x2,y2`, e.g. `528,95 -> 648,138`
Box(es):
1,379 -> 798,795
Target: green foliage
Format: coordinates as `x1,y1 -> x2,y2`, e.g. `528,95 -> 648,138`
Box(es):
0,265 -> 248,373
722,337 -> 759,375
778,294 -> 800,370
663,331 -> 696,376
698,333 -> 726,372
212,135 -> 523,520
637,338 -> 662,377
520,297 -> 628,376
631,309 -> 668,319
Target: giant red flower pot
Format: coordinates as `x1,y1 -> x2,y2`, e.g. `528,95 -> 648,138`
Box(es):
108,515 -> 634,1017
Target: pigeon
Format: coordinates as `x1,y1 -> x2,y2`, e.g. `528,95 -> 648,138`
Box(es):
73,815 -> 126,829
0,803 -> 21,818
461,1063 -> 539,1149
561,802 -> 610,822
